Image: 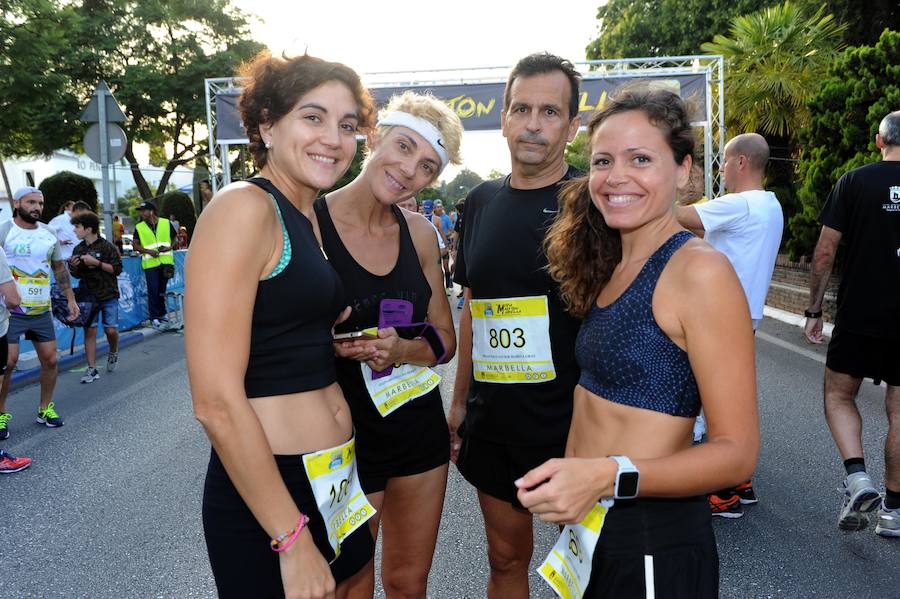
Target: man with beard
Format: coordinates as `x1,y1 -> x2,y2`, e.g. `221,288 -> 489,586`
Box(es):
0,187 -> 78,439
450,52 -> 583,598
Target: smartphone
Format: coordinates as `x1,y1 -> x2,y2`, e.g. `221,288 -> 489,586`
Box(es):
333,330 -> 377,342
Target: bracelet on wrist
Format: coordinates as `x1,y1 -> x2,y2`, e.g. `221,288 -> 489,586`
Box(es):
270,513 -> 308,553
804,309 -> 823,319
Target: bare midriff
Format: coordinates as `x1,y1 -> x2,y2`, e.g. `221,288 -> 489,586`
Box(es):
569,385 -> 695,460
250,383 -> 353,455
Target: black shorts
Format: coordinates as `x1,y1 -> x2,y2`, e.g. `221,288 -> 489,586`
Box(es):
826,327 -> 900,386
354,390 -> 450,493
585,496 -> 719,598
202,448 -> 374,598
456,433 -> 566,508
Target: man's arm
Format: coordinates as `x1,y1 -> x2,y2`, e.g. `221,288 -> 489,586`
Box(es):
804,225 -> 841,343
675,205 -> 705,237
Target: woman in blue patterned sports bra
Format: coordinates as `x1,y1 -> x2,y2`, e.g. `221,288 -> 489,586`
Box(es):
515,87 -> 760,598
185,52 -> 378,599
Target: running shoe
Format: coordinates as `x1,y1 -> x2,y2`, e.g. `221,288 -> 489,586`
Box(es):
36,403 -> 64,428
80,367 -> 100,384
0,450 -> 31,474
874,501 -> 900,538
709,493 -> 743,518
107,352 -> 118,373
838,472 -> 881,531
0,411 -> 10,440
734,481 -> 758,505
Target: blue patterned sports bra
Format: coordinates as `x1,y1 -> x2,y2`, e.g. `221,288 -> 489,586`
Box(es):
576,231 -> 700,418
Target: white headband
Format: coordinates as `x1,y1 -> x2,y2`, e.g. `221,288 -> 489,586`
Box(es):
377,111 -> 449,171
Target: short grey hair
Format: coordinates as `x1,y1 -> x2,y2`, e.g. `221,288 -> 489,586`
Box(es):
878,110 -> 900,146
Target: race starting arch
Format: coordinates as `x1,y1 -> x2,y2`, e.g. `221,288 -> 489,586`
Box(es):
204,55 -> 725,199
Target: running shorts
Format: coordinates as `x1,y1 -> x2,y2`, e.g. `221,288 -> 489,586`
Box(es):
584,496 -> 718,598
455,432 -> 566,509
202,448 -> 374,597
826,327 -> 900,386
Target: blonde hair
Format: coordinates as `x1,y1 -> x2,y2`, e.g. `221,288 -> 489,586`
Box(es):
374,91 -> 463,166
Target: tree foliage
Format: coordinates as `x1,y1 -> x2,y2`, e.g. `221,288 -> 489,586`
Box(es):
0,1 -> 82,198
586,0 -> 891,60
0,0 -> 263,201
68,0 -> 264,199
787,29 -> 900,259
565,132 -> 590,173
38,170 -> 98,222
587,0 -> 781,59
702,2 -> 845,141
445,169 -> 484,203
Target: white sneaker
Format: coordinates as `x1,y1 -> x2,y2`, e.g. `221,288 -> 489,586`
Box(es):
80,367 -> 100,384
838,472 -> 881,531
874,500 -> 900,538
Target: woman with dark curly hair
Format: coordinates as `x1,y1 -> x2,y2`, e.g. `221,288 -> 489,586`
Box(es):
185,51 -> 377,599
515,87 -> 759,598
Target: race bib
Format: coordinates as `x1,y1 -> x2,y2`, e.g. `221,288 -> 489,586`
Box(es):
302,437 -> 376,558
362,362 -> 441,417
538,500 -> 614,599
16,276 -> 51,311
470,295 -> 555,383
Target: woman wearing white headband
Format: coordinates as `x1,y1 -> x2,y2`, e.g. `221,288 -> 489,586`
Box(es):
313,91 -> 463,598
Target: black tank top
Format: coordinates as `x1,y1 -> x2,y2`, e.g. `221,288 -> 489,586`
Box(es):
244,178 -> 345,398
313,196 -> 437,426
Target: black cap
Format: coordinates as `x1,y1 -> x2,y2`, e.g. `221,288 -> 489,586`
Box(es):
137,201 -> 157,212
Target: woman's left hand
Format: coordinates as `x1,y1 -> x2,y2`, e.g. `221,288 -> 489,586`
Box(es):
361,327 -> 404,372
514,457 -> 616,524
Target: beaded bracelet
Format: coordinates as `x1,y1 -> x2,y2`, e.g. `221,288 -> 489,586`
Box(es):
270,513 -> 308,553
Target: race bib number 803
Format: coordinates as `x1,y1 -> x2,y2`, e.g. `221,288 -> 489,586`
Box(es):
470,295 -> 556,384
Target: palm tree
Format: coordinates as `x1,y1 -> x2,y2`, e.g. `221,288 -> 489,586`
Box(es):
702,1 -> 845,141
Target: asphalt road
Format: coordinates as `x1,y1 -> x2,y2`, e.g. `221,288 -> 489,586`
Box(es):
0,314 -> 898,598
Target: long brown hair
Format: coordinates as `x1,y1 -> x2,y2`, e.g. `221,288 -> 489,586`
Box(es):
544,86 -> 696,318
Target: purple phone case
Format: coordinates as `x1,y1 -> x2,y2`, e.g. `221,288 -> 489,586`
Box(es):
371,299 -> 414,380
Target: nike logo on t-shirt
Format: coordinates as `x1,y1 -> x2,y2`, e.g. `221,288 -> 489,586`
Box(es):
542,208 -> 557,214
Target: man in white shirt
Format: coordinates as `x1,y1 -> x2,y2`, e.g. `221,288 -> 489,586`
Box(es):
48,201 -> 78,261
677,132 -> 784,516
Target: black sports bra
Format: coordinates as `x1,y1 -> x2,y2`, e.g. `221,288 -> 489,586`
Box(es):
243,178 -> 345,398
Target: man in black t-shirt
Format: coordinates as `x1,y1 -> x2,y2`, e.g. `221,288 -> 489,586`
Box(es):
805,110 -> 900,538
450,52 -> 583,596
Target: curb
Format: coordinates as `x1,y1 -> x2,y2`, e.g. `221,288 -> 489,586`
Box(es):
9,327 -> 162,391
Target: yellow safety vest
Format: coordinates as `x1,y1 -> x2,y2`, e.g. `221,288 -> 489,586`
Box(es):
135,218 -> 174,269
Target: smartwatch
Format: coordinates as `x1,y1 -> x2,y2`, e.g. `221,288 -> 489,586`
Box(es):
609,455 -> 640,500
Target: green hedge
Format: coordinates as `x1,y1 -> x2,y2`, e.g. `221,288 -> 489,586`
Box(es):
157,191 -> 197,237
38,171 -> 98,222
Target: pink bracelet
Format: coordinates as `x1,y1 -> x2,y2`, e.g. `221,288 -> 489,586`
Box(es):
270,514 -> 308,553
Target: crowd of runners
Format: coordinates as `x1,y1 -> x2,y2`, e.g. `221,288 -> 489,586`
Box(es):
0,44 -> 889,599
0,194 -> 180,471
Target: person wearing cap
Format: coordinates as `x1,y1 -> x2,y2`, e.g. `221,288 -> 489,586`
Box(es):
132,201 -> 177,327
318,90 -> 462,597
0,186 -> 79,438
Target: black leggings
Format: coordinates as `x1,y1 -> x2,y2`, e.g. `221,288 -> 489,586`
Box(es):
202,449 -> 374,598
585,496 -> 719,599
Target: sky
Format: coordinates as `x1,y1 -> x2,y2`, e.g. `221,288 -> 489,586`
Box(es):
231,0 -> 605,182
